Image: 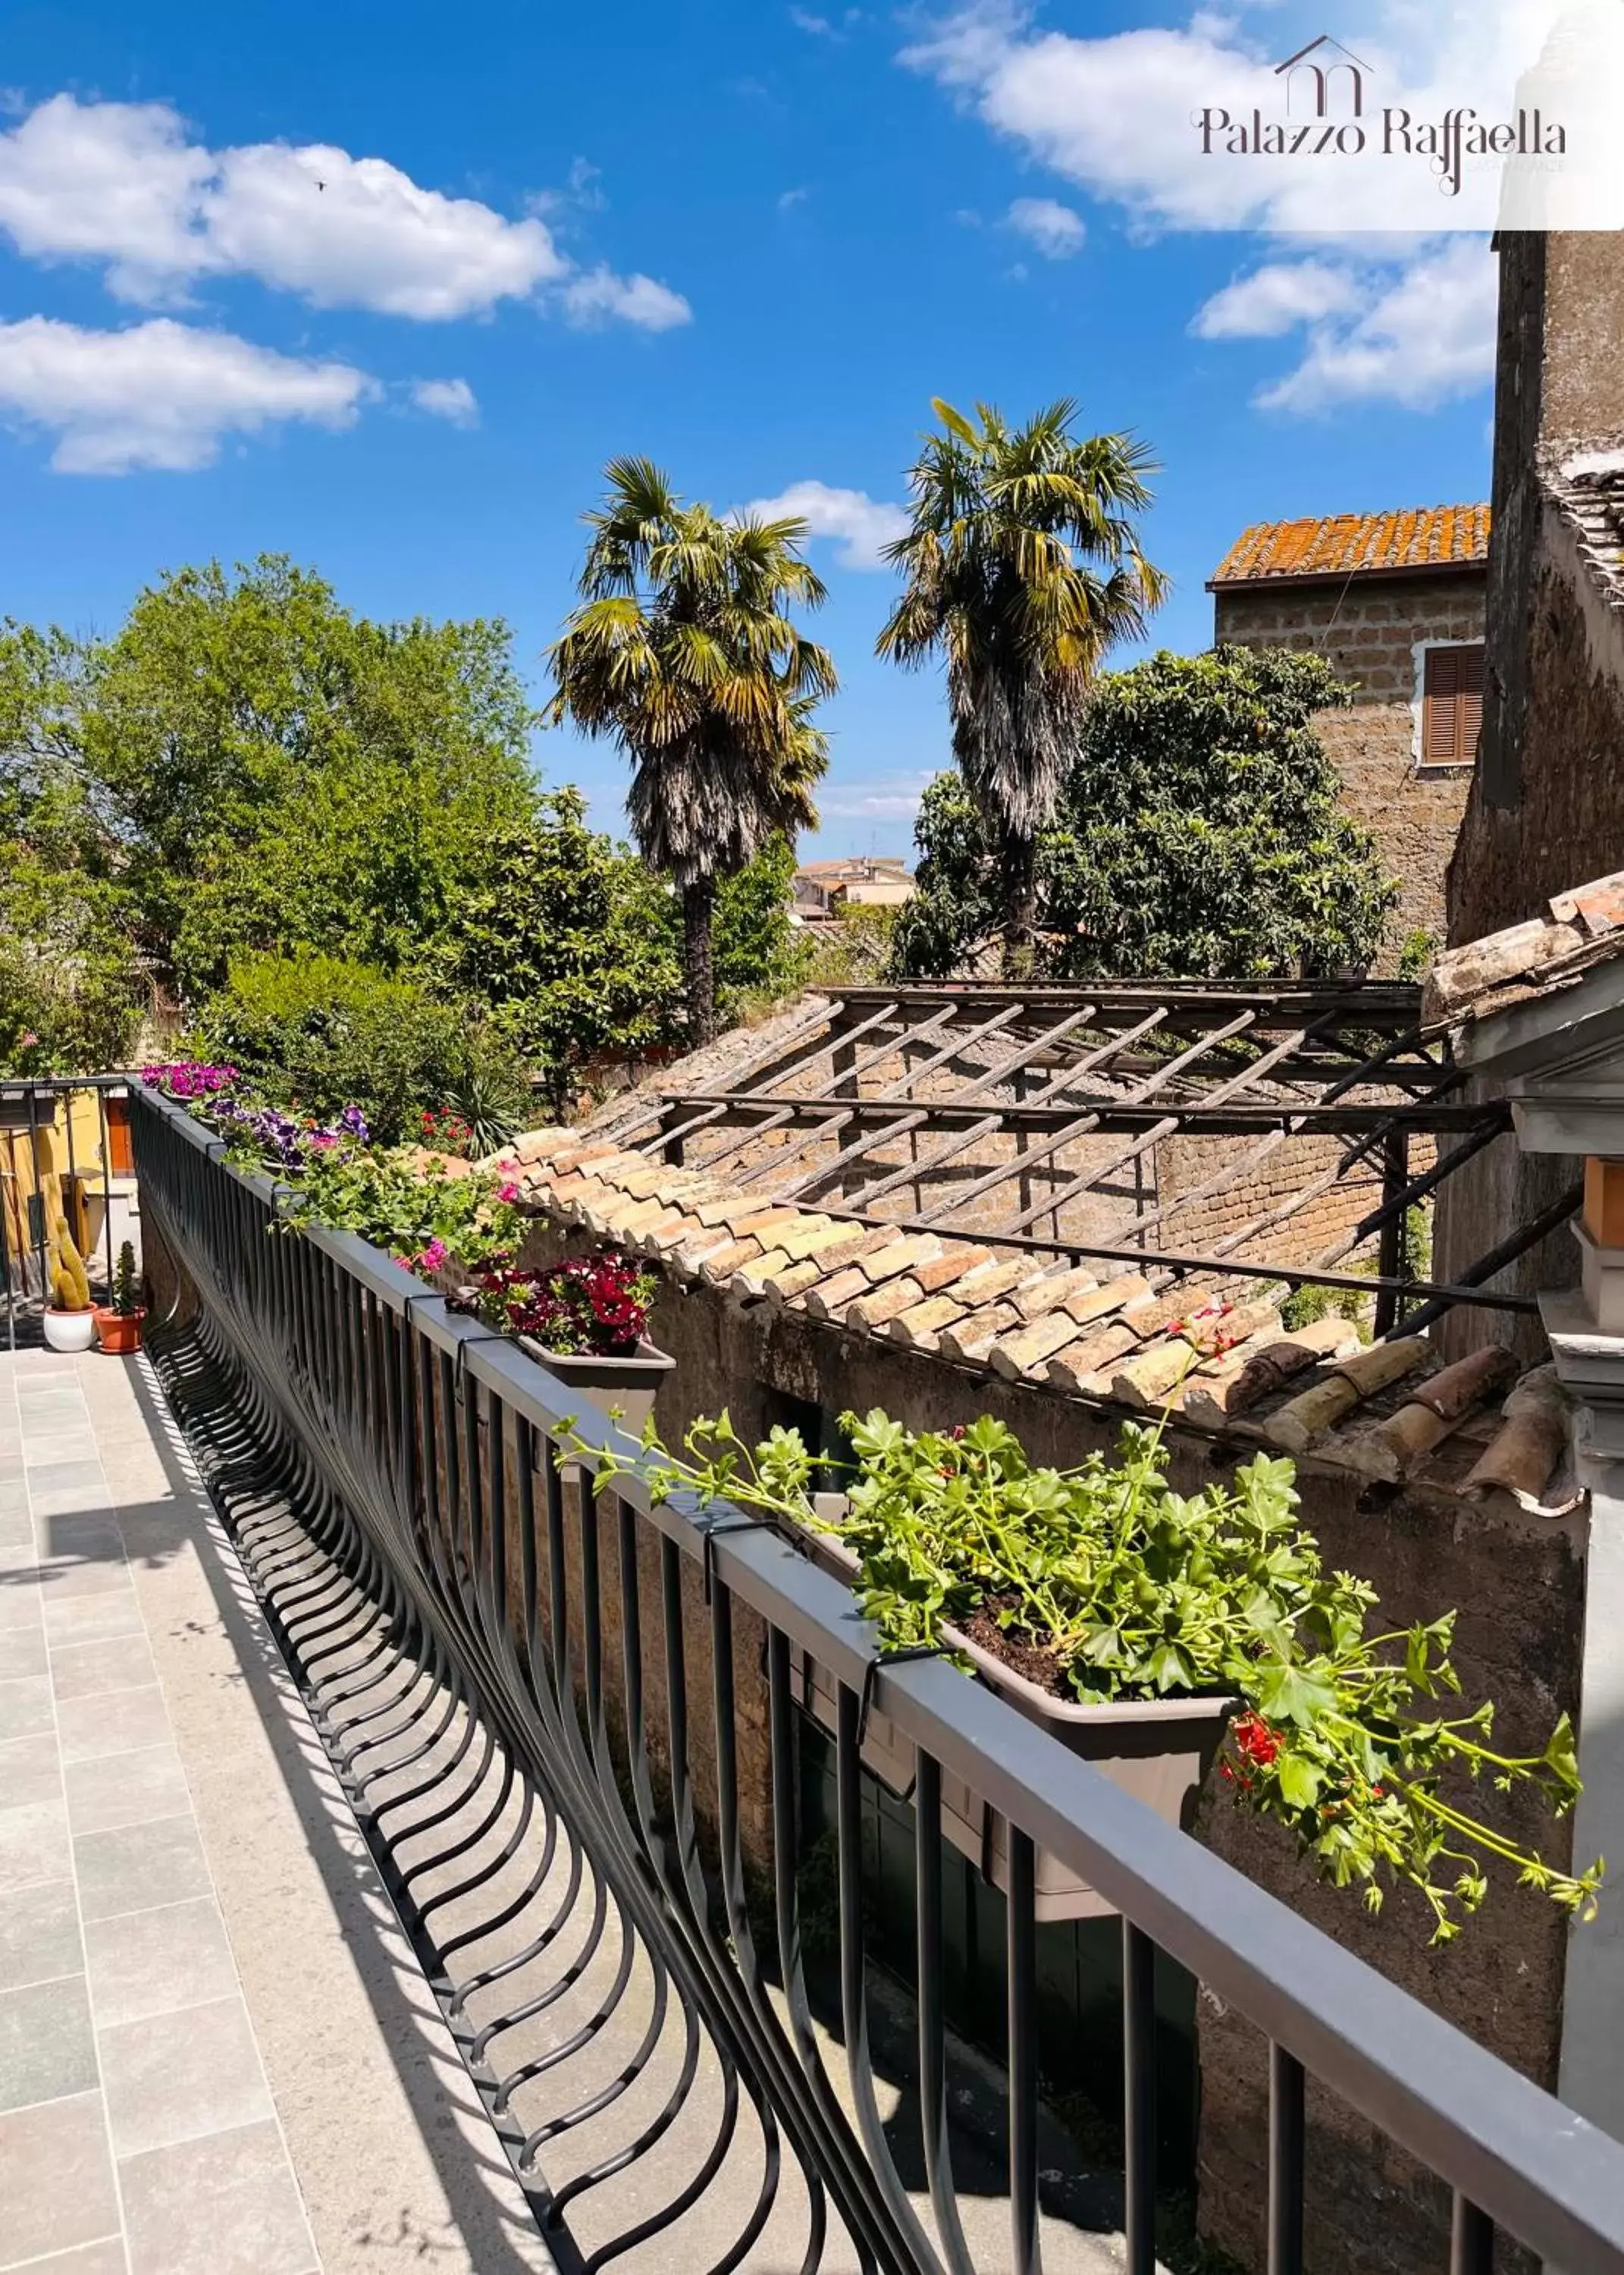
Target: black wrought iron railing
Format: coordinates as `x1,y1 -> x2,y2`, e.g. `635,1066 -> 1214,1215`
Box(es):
129,1081 -> 1624,2275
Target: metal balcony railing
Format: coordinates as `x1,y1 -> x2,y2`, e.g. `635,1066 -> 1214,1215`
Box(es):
127,1080 -> 1624,2275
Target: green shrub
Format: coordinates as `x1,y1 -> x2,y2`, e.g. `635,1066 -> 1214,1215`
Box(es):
195,949 -> 522,1145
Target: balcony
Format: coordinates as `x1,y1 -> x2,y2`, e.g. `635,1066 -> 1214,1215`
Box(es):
4,1077 -> 1624,2275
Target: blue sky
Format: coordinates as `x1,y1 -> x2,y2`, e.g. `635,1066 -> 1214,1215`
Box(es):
0,0 -> 1511,858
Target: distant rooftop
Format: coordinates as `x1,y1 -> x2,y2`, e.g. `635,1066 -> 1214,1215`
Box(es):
1211,504 -> 1491,590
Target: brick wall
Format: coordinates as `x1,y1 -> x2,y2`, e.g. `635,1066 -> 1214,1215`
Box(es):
1215,571 -> 1485,957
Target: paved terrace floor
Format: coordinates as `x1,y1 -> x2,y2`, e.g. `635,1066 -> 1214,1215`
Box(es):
2,1341 -> 1132,2275
0,1345 -> 557,2275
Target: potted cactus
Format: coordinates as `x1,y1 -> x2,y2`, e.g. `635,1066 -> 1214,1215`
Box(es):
93,1242 -> 146,1356
42,1211 -> 96,1352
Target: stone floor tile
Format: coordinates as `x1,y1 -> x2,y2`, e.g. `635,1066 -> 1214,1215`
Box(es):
121,2116 -> 318,2275
66,1741 -> 190,1836
49,1631 -> 156,1700
0,1581 -> 43,1630
0,1677 -> 54,1742
27,1463 -> 115,1522
0,1876 -> 81,1994
84,1896 -> 240,2029
0,1972 -> 97,2113
0,1622 -> 45,1677
74,1812 -> 212,1922
30,1558 -> 133,1604
24,1433 -> 104,1470
8,2239 -> 128,2273
0,2089 -> 120,2266
0,1800 -> 71,1896
42,1589 -> 144,1646
0,1731 -> 61,1807
100,1993 -> 272,2157
36,1516 -> 126,1568
56,1684 -> 173,1763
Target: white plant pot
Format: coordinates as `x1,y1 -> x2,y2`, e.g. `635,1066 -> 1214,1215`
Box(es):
42,1309 -> 96,1354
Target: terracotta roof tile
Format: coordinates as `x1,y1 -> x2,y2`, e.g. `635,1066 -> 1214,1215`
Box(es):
507,1134 -> 1568,1508
1425,865 -> 1624,1025
1211,504 -> 1490,587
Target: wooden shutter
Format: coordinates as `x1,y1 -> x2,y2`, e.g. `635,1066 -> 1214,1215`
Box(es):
1422,643 -> 1485,766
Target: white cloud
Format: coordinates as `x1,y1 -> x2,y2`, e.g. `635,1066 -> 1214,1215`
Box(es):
1257,238 -> 1498,413
201,142 -> 564,318
561,265 -> 693,331
899,2 -> 1619,235
789,6 -> 834,30
0,93 -> 685,327
0,93 -> 212,301
745,479 -> 909,570
819,772 -> 935,820
410,376 -> 478,426
1005,195 -> 1084,257
0,315 -> 372,472
1193,260 -> 1364,339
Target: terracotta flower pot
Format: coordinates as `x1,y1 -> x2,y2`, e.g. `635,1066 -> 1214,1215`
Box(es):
42,1309 -> 96,1354
92,1307 -> 146,1356
788,1498 -> 1235,1922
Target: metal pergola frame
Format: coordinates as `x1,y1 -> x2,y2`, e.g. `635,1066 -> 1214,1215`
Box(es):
616,983 -> 1568,1332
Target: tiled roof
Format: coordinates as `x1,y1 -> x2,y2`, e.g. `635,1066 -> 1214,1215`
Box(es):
1211,505 -> 1491,588
1425,868 -> 1624,1027
1547,455 -> 1624,615
500,1129 -> 1573,1512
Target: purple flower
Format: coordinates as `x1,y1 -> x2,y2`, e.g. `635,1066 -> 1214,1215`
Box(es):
339,1104 -> 370,1142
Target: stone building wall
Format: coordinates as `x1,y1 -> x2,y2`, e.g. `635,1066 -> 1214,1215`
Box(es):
1215,572 -> 1484,957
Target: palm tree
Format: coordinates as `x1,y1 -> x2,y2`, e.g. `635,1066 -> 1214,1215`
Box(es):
547,459 -> 836,1046
878,399 -> 1167,976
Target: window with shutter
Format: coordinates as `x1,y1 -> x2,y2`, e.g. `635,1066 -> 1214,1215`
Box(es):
1420,642 -> 1485,767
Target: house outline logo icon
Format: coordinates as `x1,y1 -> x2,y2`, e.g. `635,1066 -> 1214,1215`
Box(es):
1274,34 -> 1372,120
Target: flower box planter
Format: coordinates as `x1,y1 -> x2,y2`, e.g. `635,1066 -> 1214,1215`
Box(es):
516,1336 -> 675,1433
42,1308 -> 96,1354
789,1496 -> 1234,1923
92,1306 -> 146,1356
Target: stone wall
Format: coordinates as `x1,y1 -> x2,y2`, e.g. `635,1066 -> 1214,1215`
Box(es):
1450,517 -> 1624,946
1215,572 -> 1484,957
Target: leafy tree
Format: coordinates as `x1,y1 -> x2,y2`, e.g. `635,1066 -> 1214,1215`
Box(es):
706,833 -> 811,1017
193,949 -> 524,1144
1,625 -> 145,1075
0,849 -> 146,1075
878,398 -> 1167,976
438,789 -> 682,1116
79,555 -> 537,987
547,459 -> 836,1046
893,648 -> 1397,981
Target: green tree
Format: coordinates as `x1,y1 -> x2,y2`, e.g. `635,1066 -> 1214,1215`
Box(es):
547,459 -> 836,1047
79,555 -> 537,989
0,624 -> 144,1075
438,789 -> 682,1115
707,833 -> 811,1017
878,398 -> 1166,976
893,648 -> 1397,981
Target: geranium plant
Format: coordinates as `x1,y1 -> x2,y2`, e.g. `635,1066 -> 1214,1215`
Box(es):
580,1404 -> 1603,1944
461,1250 -> 657,1357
